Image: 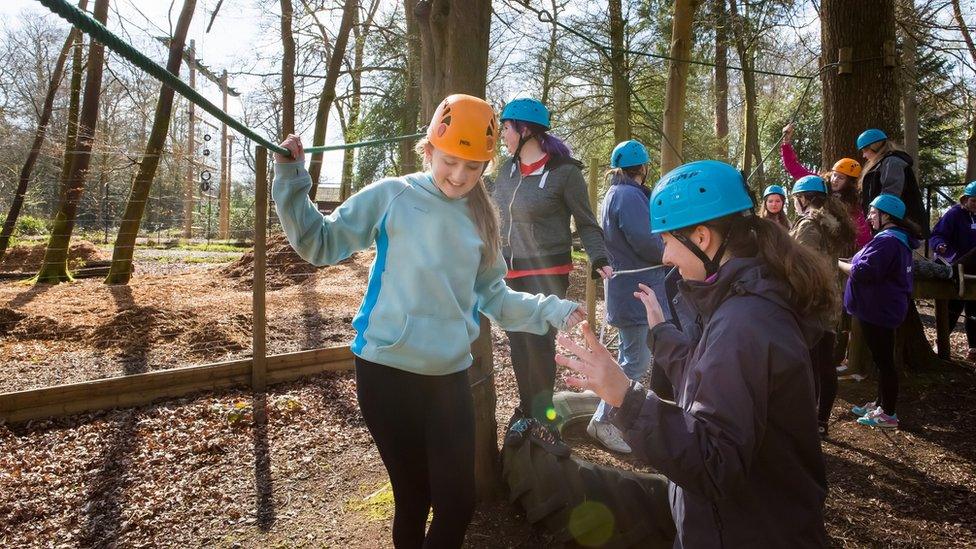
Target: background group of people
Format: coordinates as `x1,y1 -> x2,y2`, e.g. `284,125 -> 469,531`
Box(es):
272,92 -> 975,547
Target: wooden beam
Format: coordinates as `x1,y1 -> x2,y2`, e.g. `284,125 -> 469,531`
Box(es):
252,146 -> 268,391
586,158 -> 598,328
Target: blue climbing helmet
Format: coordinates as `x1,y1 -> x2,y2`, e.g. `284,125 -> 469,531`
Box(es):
856,128 -> 888,151
610,140 -> 649,169
963,181 -> 976,198
762,185 -> 787,199
870,193 -> 906,220
792,175 -> 828,195
650,160 -> 754,276
500,98 -> 550,129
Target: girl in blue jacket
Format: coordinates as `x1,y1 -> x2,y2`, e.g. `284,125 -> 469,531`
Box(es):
273,95 -> 583,548
839,194 -> 915,430
589,140 -> 666,454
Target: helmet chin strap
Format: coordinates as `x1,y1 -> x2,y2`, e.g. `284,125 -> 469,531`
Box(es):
672,224 -> 735,278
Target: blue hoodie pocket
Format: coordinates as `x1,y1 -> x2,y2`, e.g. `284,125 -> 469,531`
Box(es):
376,314 -> 471,370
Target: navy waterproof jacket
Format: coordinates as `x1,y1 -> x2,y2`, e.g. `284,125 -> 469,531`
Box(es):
610,258 -> 829,548
601,174 -> 666,327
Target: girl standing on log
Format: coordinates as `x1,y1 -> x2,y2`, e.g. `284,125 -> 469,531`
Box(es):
556,160 -> 831,547
789,175 -> 857,438
273,94 -> 583,548
491,97 -> 610,457
840,194 -> 917,430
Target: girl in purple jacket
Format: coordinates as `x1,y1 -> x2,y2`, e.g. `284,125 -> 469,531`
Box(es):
930,181 -> 976,361
839,194 -> 916,429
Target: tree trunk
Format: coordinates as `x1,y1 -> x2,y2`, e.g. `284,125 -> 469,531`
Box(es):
729,0 -> 761,181
340,2 -> 365,201
415,0 -> 495,500
951,0 -> 976,182
660,0 -> 700,173
280,0 -> 296,137
608,0 -> 630,142
820,0 -> 900,168
182,39 -> 196,240
899,0 -> 919,176
35,0 -> 110,284
307,0 -> 358,199
539,0 -> 561,107
399,0 -> 422,173
712,0 -> 729,160
105,0 -> 196,284
0,2 -> 85,261
218,70 -> 230,239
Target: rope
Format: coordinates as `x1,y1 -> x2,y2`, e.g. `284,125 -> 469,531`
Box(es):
35,0 -> 421,158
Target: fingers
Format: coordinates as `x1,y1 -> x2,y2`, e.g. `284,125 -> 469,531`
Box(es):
564,376 -> 589,391
554,352 -> 591,377
556,334 -> 592,364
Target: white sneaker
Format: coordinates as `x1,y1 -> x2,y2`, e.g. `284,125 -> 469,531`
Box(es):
586,417 -> 632,453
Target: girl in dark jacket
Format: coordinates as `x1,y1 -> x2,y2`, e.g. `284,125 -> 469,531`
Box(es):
492,98 -> 610,457
856,128 -> 928,238
557,160 -> 831,547
930,181 -> 976,361
840,194 -> 916,430
790,175 -> 857,437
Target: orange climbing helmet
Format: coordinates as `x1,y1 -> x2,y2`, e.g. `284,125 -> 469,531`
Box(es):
426,94 -> 498,162
831,157 -> 862,178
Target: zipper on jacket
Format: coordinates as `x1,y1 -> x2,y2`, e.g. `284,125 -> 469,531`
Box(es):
711,503 -> 725,548
505,163 -> 524,268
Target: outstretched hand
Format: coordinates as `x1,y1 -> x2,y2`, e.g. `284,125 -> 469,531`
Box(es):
275,134 -> 305,163
555,322 -> 631,408
634,283 -> 666,329
564,304 -> 586,330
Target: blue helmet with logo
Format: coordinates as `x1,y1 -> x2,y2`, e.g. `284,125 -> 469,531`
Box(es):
650,160 -> 753,235
792,175 -> 828,195
856,128 -> 888,151
762,185 -> 787,199
500,98 -> 550,129
870,193 -> 905,220
610,140 -> 650,169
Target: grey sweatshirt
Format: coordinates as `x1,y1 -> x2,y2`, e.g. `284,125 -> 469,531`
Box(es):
490,156 -> 608,274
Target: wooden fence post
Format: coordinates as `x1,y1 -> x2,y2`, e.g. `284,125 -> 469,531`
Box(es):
252,146 -> 268,391
471,314 -> 499,500
586,158 -> 599,328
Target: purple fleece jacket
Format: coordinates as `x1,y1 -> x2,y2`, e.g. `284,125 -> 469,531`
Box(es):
844,228 -> 913,329
930,204 -> 976,263
610,258 -> 828,548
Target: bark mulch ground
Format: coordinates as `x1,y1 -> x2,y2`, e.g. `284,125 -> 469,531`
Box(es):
1,251 -> 975,547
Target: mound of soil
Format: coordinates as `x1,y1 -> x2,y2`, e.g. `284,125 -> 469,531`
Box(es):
221,234 -> 318,290
0,240 -> 107,273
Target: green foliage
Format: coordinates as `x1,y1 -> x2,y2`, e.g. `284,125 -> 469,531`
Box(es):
14,215 -> 49,236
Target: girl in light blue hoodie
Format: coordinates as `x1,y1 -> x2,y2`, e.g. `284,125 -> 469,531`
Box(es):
272,95 -> 582,549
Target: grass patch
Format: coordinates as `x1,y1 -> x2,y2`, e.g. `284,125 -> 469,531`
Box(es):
348,481 -> 395,522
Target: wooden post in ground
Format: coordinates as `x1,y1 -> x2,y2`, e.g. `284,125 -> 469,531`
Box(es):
252,146 -> 268,391
183,39 -> 196,240
218,69 -> 230,240
470,314 -> 498,499
586,158 -> 599,328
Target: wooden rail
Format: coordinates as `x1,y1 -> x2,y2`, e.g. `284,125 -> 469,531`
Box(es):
0,346 -> 354,424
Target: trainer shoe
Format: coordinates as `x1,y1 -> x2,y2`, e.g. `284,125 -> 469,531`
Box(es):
527,418 -> 571,458
586,417 -> 632,453
851,401 -> 878,417
857,408 -> 899,429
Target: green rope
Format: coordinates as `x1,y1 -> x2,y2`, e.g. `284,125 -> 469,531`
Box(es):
35,0 -> 419,157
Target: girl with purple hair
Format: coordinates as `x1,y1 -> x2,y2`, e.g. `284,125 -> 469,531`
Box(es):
492,98 -> 610,458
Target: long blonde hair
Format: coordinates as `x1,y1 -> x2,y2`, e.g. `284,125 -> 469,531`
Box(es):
416,138 -> 501,269
858,139 -> 903,186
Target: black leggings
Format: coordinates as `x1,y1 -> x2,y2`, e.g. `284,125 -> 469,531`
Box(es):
859,320 -> 899,416
504,274 -> 570,421
810,332 -> 838,425
947,299 -> 976,348
355,357 -> 475,549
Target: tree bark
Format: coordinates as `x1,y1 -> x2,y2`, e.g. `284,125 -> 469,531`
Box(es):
660,0 -> 700,173
105,0 -> 196,284
538,0 -> 561,107
399,0 -> 422,173
307,0 -> 357,199
608,0 -> 630,142
35,0 -> 110,284
340,1 -> 368,201
0,1 -> 86,261
729,0 -> 762,181
951,0 -> 976,182
280,0 -> 296,137
899,0 -> 919,176
712,0 -> 729,160
415,0 -> 495,500
820,0 -> 900,168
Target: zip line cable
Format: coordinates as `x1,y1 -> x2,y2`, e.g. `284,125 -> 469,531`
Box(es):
34,0 -> 423,158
